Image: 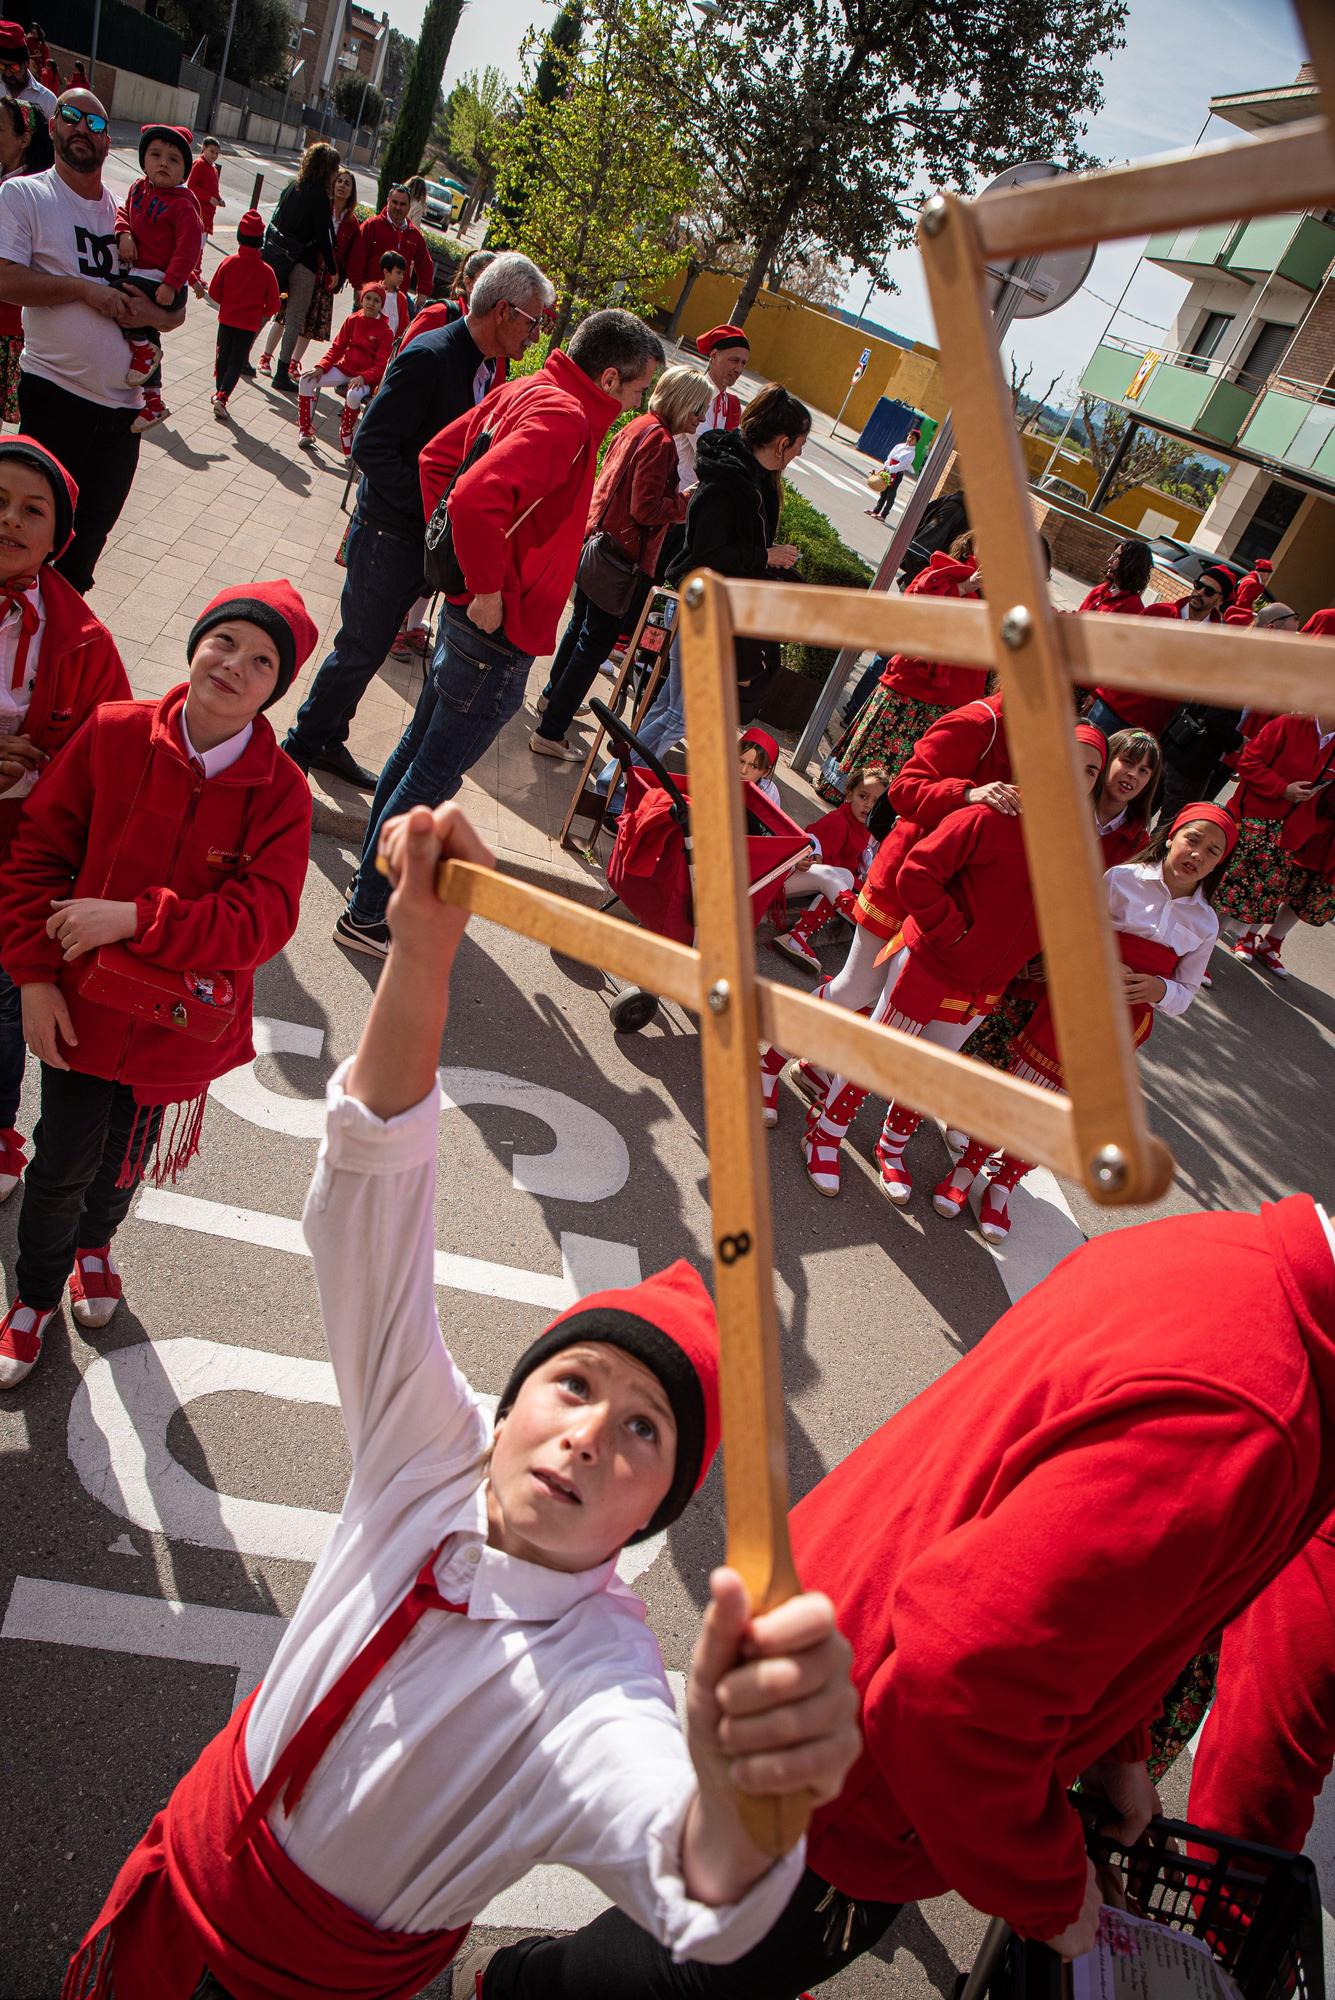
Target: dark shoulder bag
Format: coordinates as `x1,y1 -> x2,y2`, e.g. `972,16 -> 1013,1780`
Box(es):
423,429 -> 494,594
576,433 -> 652,622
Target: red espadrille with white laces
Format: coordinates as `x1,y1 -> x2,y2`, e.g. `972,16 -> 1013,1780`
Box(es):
1253,936 -> 1289,977
0,1125 -> 27,1201
69,1245 -> 124,1331
0,1299 -> 56,1388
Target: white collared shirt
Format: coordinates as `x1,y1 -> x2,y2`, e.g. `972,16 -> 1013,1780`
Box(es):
1104,859 -> 1219,1017
1095,801 -> 1128,837
179,708 -> 252,777
8,73 -> 56,119
0,579 -> 47,799
882,440 -> 916,477
245,1071 -> 804,1952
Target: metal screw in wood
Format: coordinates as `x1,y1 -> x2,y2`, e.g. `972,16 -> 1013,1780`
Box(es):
999,606 -> 1033,650
707,979 -> 731,1013
1091,1145 -> 1129,1194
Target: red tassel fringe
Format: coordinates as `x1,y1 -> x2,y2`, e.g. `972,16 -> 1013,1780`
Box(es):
61,1929 -> 113,2000
115,1091 -> 209,1191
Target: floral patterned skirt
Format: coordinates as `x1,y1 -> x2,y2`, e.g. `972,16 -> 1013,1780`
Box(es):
1147,1642 -> 1220,1783
1287,863 -> 1335,928
1214,816 -> 1296,927
816,688 -> 950,804
302,261 -> 335,341
964,983 -> 1041,1073
0,331 -> 22,424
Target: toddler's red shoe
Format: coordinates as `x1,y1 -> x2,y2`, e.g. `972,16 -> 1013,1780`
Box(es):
125,339 -> 158,386
0,1125 -> 27,1201
132,395 -> 169,433
69,1245 -> 123,1331
258,351 -> 273,374
0,1299 -> 56,1389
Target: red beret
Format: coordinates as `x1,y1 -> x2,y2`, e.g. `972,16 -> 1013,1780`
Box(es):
697,324 -> 749,355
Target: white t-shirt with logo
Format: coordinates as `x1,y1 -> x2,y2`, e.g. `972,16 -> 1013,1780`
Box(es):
0,167 -> 140,409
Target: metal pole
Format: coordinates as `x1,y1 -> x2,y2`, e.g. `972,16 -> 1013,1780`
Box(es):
830,274 -> 879,441
89,0 -> 102,75
275,58 -> 302,155
791,254 -> 1039,775
207,0 -> 239,136
1088,415 -> 1140,515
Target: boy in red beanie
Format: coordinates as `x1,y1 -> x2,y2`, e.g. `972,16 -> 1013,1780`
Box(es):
297,281 -> 394,455
64,797 -> 860,2000
0,436 -> 129,1213
0,579 -> 317,1387
208,206 -> 282,419
115,124 -> 204,432
185,134 -> 224,298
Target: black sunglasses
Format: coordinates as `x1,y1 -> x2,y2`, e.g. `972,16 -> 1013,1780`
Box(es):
57,104 -> 108,134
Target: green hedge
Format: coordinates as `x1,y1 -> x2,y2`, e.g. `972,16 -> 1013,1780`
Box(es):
777,483 -> 873,681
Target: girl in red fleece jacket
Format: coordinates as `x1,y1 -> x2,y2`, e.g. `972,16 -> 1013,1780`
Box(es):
816,535 -> 988,803
0,438 -> 129,1213
794,724 -> 1105,1201
297,282 -> 394,456
769,765 -> 887,975
0,582 -> 316,1389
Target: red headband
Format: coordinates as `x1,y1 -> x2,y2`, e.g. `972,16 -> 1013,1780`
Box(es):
1075,722 -> 1107,759
741,726 -> 779,766
1169,801 -> 1239,860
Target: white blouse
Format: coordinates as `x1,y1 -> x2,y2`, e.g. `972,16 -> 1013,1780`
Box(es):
245,1068 -> 804,1953
1104,859 -> 1219,1017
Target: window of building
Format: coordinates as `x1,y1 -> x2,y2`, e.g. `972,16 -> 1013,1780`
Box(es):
1183,310 -> 1233,371
1232,479 -> 1304,567
1236,319 -> 1294,391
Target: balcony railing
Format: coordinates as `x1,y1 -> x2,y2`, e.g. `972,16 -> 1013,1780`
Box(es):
1146,213 -> 1335,290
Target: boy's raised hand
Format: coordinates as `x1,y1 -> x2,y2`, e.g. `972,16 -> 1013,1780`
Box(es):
376,803 -> 495,962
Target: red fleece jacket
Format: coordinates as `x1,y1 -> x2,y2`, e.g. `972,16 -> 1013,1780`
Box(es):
1226,712 -> 1335,824
419,349 -> 622,657
855,694 -> 1010,939
0,566 -> 129,855
316,308 -> 394,387
805,801 -> 870,876
208,245 -> 282,334
185,156 -> 220,233
0,687 -> 311,1100
1079,583 -> 1145,616
347,212 -> 434,295
895,802 -> 1038,996
878,552 -> 989,708
793,1196 -> 1335,1936
1188,1516 -> 1335,1855
115,178 -> 204,292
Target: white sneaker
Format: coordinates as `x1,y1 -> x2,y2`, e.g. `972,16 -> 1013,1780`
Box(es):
450,1942 -> 502,1996
529,732 -> 581,761
0,1301 -> 56,1389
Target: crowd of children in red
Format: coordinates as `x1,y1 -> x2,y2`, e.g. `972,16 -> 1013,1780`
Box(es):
0,406 -> 1330,2000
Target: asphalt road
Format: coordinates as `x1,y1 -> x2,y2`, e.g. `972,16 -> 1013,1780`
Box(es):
3,825 -> 1333,1996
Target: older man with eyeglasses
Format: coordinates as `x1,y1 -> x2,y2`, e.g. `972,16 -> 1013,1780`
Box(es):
0,88 -> 183,590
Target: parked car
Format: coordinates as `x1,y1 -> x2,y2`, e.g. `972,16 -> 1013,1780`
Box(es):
422,177 -> 468,227
1144,536 -> 1251,586
1035,474 -> 1089,508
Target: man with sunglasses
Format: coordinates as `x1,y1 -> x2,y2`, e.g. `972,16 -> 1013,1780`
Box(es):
0,89 -> 183,590
0,18 -> 55,118
282,252 -> 555,790
1146,566 -> 1245,823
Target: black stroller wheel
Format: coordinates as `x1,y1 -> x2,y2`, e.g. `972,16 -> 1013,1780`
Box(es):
609,987 -> 660,1034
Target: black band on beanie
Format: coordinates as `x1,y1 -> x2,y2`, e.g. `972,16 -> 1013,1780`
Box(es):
495,1307 -> 706,1542
712,332 -> 748,350
187,595 -> 296,708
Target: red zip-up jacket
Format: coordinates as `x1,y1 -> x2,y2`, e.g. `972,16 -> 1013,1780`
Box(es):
1189,1515 -> 1335,1855
208,245 -> 282,334
1079,582 -> 1145,616
585,412 -> 687,578
805,801 -> 870,876
0,686 -> 311,1101
0,565 -> 129,854
793,1195 -> 1335,1935
185,156 -> 220,233
1226,712 -> 1335,825
115,177 -> 204,292
856,694 -> 1010,939
878,552 -> 989,708
895,802 -> 1038,997
419,349 -> 623,658
316,308 -> 394,387
347,212 -> 433,295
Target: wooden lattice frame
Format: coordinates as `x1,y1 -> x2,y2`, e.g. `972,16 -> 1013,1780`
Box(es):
417,5 -> 1335,1851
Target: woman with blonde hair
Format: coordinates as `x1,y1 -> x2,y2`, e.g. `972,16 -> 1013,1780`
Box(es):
531,363 -> 711,759
262,141 -> 341,393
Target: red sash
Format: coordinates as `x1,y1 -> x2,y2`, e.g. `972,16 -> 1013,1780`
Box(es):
65,1549 -> 473,2000
1013,934 -> 1179,1084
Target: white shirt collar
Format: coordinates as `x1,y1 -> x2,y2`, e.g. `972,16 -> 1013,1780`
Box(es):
179,707 -> 253,778
435,1474 -> 625,1623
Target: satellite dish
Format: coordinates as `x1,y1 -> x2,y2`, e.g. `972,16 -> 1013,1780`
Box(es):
979,160 -> 1095,319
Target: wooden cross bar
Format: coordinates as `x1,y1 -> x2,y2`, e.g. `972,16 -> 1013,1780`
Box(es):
416,7 -> 1333,1848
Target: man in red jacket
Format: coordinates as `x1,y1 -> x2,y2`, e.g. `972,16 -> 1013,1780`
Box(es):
335,308 -> 664,957
0,436 -> 129,1210
347,182 -> 434,298
477,1196 -> 1335,1998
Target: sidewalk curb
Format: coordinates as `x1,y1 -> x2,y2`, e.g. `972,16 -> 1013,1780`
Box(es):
309,791 -> 608,908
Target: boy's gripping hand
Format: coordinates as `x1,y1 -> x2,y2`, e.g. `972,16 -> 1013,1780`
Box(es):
680,1568 -> 860,1902
375,803 -> 495,963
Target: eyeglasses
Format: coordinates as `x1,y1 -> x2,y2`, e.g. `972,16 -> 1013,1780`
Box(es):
57,104 -> 108,133
505,300 -> 550,343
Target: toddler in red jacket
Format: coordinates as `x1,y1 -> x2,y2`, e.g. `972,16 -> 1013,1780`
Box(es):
0,437 -> 130,1216
771,764 -> 888,973
185,134 -> 223,297
0,580 -> 317,1390
116,124 -> 204,434
208,207 -> 282,419
297,283 -> 394,455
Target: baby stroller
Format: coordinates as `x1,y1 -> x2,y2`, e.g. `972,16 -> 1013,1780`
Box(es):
593,699 -> 811,1033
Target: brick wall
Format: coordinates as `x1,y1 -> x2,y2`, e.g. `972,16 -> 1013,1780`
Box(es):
1277,280 -> 1335,392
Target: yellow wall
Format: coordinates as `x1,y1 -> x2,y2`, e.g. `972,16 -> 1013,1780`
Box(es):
663,267 -> 947,429
1018,433 -> 1206,540
1269,493 -> 1335,621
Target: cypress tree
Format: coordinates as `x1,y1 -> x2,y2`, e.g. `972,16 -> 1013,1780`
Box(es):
378,0 -> 465,207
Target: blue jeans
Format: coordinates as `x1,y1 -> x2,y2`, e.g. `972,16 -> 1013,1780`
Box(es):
0,964 -> 24,1129
283,510 -> 427,763
634,635 -> 685,761
348,606 -> 535,925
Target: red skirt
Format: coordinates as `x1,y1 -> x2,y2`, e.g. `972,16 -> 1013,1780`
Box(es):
65,1690 -> 468,2000
879,935 -> 1006,1026
1012,933 -> 1178,1085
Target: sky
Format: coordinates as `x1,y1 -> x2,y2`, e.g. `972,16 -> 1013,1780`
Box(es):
381,0 -> 1310,399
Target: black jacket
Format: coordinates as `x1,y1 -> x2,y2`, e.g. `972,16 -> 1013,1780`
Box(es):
268,178 -> 337,275
666,427 -> 779,587
351,316 -> 494,541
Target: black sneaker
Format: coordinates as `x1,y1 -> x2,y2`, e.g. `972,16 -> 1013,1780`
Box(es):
334,909 -> 390,959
